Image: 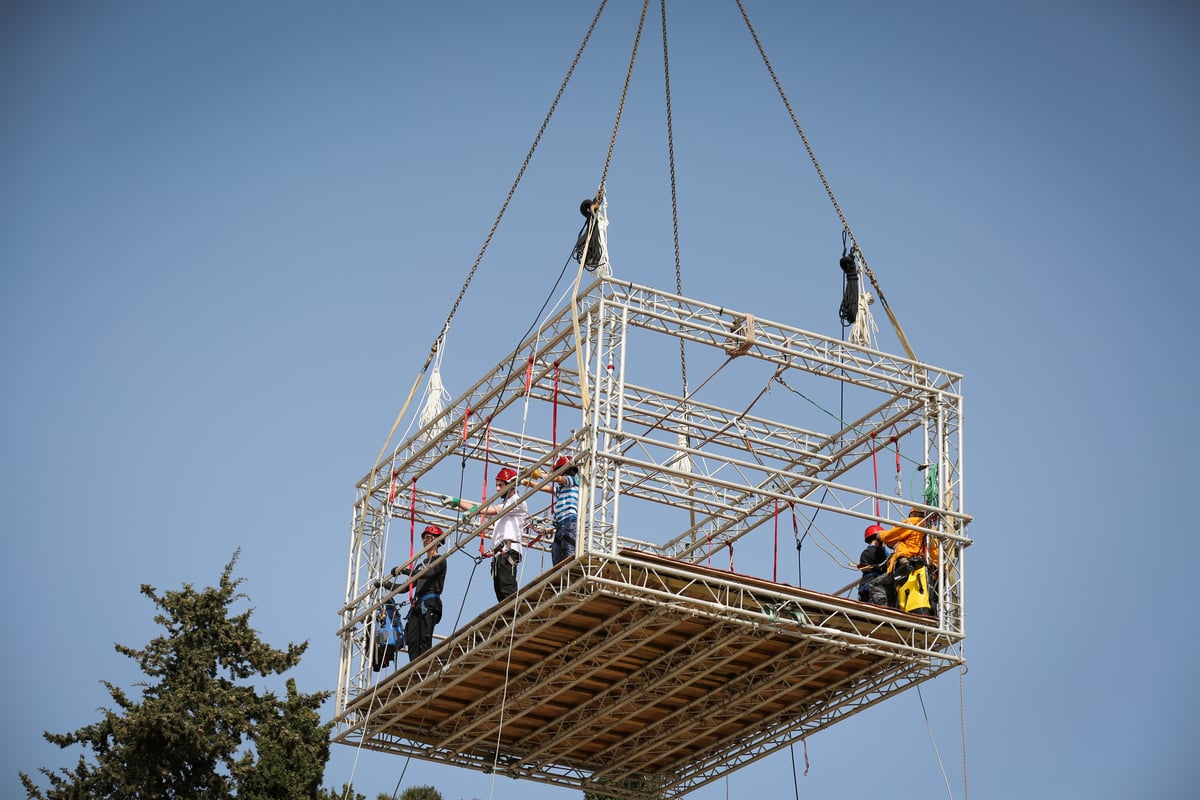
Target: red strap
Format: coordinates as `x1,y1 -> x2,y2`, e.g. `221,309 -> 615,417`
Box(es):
772,498 -> 779,583
524,354 -> 534,394
551,363 -> 561,507
480,417 -> 493,556
409,478 -> 417,605
552,361 -> 560,447
891,435 -> 901,496
870,432 -> 879,518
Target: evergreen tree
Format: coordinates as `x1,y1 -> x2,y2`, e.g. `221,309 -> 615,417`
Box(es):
20,552 -> 334,799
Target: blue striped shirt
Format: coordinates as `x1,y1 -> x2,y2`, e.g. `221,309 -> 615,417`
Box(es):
554,474 -> 579,523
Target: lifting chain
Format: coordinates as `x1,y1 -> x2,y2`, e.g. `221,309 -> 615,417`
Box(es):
734,0 -> 918,362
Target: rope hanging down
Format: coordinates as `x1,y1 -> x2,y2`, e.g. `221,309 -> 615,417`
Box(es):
734,0 -> 917,362
372,0 -> 612,471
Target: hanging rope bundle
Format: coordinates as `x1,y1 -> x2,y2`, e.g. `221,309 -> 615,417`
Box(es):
672,430 -> 693,477
850,286 -> 879,349
838,236 -> 859,326
572,197 -> 609,272
418,349 -> 452,442
839,240 -> 878,348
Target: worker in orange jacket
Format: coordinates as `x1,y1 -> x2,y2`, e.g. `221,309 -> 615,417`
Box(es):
878,508 -> 931,569
878,507 -> 938,615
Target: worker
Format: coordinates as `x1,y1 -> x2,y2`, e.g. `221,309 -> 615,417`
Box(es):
528,455 -> 580,565
381,524 -> 447,661
856,524 -> 891,606
442,466 -> 528,602
877,507 -> 937,615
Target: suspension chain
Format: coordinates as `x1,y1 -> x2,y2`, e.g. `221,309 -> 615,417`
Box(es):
442,0 -> 610,347
661,0 -> 689,399
597,0 -> 650,199
374,0 -> 611,469
734,0 -> 918,362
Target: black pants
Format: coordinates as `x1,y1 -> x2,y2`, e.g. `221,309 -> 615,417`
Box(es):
492,550 -> 520,602
404,596 -> 442,661
859,573 -> 890,606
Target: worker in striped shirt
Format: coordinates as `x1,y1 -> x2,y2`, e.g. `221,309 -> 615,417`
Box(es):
544,455 -> 580,565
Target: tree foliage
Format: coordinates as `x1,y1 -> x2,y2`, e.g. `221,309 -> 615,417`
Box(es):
583,775 -> 664,800
20,551 -> 334,799
398,787 -> 442,800
316,785 -> 366,800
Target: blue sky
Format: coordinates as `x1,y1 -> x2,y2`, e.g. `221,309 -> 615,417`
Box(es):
3,1 -> 1197,798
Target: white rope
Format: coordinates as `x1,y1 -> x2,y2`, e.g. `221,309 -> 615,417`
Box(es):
594,197 -> 612,277
959,653 -> 970,799
486,359 -> 544,795
917,684 -> 956,800
850,289 -> 878,348
670,428 -> 693,481
791,510 -> 857,569
341,507 -> 401,796
418,342 -> 452,442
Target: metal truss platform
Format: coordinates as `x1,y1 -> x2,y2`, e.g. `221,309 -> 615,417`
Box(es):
335,276 -> 970,799
336,550 -> 960,799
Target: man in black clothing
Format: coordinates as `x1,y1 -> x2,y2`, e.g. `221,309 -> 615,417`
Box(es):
385,525 -> 448,661
857,524 -> 891,606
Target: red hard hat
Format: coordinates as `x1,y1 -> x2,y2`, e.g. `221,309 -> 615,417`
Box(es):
422,525 -> 443,538
496,467 -> 518,484
864,524 -> 885,542
555,455 -> 572,470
